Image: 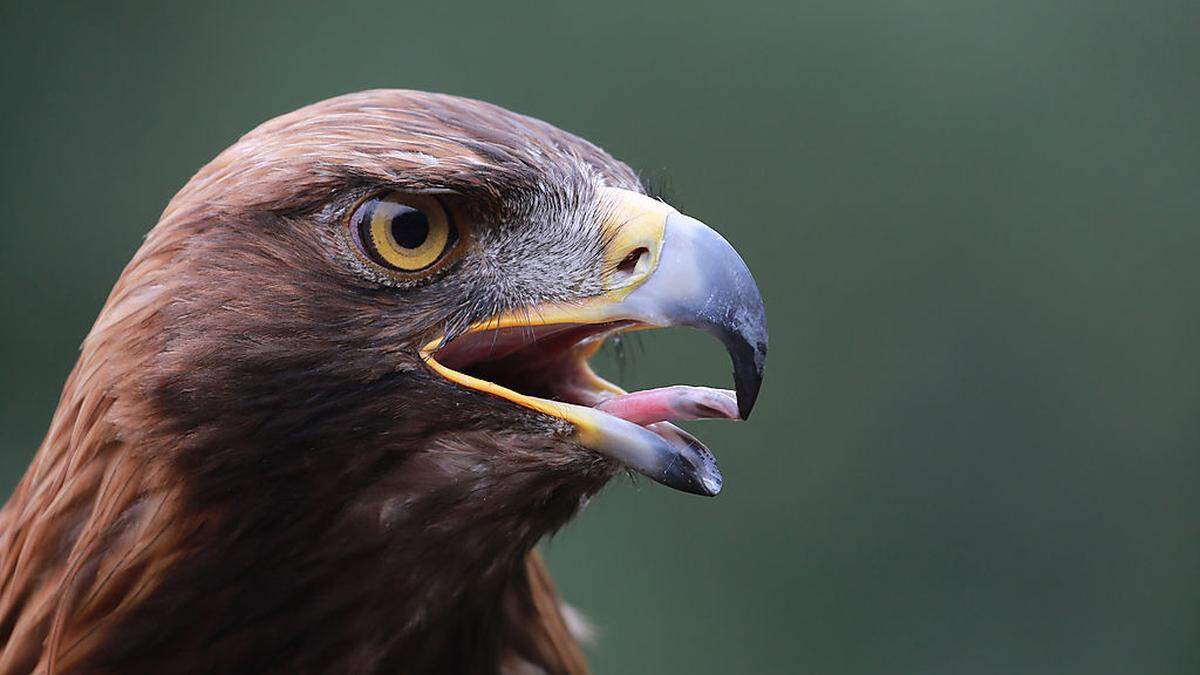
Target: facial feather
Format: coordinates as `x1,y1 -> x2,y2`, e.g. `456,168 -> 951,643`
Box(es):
0,89 -> 657,674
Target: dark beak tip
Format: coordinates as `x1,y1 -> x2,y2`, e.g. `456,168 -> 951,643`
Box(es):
732,348 -> 766,421
654,430 -> 724,496
696,466 -> 724,496
659,467 -> 723,497
736,385 -> 758,420
668,470 -> 723,497
739,394 -> 761,420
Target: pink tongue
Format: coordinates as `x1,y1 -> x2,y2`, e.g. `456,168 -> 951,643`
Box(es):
594,386 -> 740,426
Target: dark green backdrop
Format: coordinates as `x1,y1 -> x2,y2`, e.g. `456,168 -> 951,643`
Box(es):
1,2 -> 1196,673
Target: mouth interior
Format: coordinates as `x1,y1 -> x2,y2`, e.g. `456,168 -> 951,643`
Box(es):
430,322 -> 740,427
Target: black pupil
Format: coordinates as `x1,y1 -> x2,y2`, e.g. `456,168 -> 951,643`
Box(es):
390,207 -> 429,249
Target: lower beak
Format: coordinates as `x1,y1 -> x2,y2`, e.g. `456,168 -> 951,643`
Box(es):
421,189 -> 768,496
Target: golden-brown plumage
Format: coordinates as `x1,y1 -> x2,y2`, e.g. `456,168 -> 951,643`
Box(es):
0,89 -> 766,674
0,90 -> 637,674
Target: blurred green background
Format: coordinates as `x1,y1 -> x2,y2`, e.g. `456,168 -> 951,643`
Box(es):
2,1 -> 1197,673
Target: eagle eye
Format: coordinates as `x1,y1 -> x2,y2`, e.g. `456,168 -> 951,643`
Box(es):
348,192 -> 461,276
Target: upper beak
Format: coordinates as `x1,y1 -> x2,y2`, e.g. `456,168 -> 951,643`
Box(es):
610,209 -> 768,420
421,188 -> 768,496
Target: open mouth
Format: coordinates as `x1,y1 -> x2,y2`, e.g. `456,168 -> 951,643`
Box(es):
419,187 -> 767,496
434,319 -> 741,427
424,321 -> 741,495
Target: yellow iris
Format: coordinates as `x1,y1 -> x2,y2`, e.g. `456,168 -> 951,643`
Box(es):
362,193 -> 452,272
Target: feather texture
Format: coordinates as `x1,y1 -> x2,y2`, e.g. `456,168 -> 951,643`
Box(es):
0,90 -> 646,673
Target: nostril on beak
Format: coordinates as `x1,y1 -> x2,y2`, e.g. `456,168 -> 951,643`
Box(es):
611,246 -> 651,288
621,246 -> 651,272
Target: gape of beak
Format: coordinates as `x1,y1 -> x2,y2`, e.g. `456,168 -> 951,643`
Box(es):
422,189 -> 768,496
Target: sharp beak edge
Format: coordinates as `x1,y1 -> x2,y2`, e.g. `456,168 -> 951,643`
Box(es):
619,209 -> 768,420
421,188 -> 768,496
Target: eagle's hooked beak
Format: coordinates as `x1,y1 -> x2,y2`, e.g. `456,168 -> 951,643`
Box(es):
421,188 -> 768,496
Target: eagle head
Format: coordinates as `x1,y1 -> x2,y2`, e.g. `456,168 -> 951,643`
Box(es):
0,90 -> 767,674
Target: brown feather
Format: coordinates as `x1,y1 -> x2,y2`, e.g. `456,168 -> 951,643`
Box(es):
514,552 -> 590,675
0,90 -> 642,673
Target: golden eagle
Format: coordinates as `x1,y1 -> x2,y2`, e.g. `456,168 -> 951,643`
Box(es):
0,90 -> 767,674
